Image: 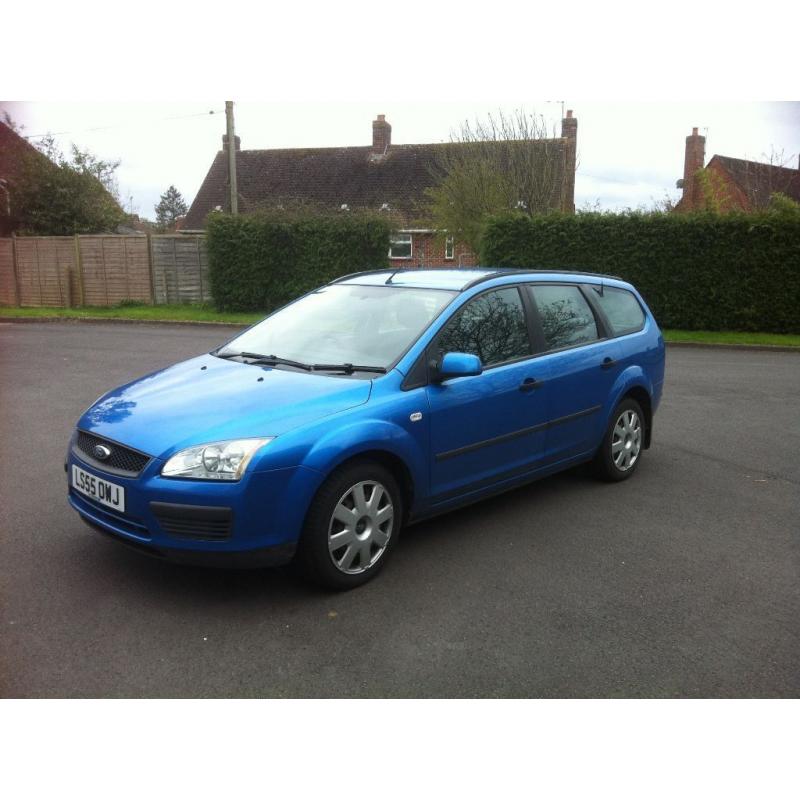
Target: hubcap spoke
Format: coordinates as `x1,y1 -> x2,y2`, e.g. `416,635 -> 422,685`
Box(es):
372,525 -> 390,547
352,483 -> 369,515
339,544 -> 358,570
359,540 -> 373,567
375,504 -> 393,525
366,485 -> 384,515
329,528 -> 355,552
333,504 -> 358,527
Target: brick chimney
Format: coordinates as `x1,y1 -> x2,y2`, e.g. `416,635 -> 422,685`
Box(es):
682,127 -> 705,209
561,109 -> 577,213
372,114 -> 391,155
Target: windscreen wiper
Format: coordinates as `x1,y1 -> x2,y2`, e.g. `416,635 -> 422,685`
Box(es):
311,363 -> 387,374
216,351 -> 313,371
216,351 -> 385,374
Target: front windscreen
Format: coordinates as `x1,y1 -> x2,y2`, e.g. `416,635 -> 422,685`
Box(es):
218,284 -> 457,370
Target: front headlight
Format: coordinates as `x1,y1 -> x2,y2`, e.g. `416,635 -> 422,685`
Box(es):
161,438 -> 273,481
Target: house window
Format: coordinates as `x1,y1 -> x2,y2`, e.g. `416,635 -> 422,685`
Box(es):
389,234 -> 412,260
444,236 -> 455,260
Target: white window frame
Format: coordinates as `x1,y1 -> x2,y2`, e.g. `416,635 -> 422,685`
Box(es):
389,234 -> 413,260
444,235 -> 455,260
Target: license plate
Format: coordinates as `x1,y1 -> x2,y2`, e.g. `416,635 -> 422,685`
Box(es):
72,465 -> 126,513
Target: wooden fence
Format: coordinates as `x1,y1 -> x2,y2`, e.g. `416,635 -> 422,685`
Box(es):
151,235 -> 211,304
0,234 -> 210,307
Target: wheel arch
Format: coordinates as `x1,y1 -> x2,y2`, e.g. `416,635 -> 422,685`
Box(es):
620,385 -> 653,449
325,449 -> 415,524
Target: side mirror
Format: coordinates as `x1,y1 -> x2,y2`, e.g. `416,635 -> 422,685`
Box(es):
436,352 -> 483,382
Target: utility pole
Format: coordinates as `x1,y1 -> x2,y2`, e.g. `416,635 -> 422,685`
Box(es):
225,100 -> 238,215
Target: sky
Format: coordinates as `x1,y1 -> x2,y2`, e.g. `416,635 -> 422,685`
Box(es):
3,101 -> 799,220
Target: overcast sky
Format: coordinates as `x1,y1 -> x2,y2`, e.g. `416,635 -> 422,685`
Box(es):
3,101 -> 799,220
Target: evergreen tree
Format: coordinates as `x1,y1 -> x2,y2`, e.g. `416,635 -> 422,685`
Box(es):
155,185 -> 189,231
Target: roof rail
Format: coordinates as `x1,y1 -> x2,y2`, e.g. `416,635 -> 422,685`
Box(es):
330,268 -> 398,284
460,268 -> 623,291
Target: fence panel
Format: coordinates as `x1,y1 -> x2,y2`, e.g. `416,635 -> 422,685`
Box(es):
0,234 -> 209,307
0,239 -> 15,305
151,235 -> 209,304
14,237 -> 75,307
78,236 -> 152,306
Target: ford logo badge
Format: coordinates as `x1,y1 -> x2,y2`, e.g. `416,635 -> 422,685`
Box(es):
93,444 -> 112,460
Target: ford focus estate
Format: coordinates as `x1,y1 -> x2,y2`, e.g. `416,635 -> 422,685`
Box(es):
66,268 -> 665,589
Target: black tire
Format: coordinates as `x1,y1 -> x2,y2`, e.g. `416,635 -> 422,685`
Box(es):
297,460 -> 403,590
593,397 -> 646,482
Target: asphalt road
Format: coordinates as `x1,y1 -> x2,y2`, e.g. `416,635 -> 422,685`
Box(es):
1,321 -> 798,698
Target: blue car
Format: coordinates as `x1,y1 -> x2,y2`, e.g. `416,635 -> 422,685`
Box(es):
66,268 -> 665,589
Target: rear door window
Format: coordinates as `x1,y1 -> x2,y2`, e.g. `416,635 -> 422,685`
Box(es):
529,284 -> 599,351
589,286 -> 645,336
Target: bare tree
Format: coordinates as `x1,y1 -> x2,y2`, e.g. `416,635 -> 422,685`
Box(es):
648,192 -> 678,213
426,110 -> 569,252
734,147 -> 798,210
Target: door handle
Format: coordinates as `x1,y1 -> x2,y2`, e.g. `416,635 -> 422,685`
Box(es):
600,357 -> 618,370
519,377 -> 543,392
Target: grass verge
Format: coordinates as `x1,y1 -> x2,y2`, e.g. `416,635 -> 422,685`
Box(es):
1,305 -> 799,347
662,329 -> 800,347
0,304 -> 262,325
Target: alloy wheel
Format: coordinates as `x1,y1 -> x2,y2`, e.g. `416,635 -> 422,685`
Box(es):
328,480 -> 394,574
611,409 -> 642,471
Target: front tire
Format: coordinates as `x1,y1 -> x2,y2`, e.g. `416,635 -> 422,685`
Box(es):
297,460 -> 402,590
594,398 -> 645,482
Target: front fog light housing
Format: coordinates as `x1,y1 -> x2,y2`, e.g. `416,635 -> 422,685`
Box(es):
162,438 -> 273,481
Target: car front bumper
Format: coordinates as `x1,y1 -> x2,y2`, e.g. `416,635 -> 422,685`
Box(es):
66,449 -> 322,568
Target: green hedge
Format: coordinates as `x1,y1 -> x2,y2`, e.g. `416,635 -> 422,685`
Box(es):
206,213 -> 392,312
480,212 -> 800,333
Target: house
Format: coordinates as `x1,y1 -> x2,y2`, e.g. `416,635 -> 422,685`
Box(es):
184,112 -> 578,267
675,127 -> 800,212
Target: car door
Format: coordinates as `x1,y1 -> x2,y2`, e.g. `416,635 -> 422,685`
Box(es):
525,282 -> 622,463
425,285 -> 550,501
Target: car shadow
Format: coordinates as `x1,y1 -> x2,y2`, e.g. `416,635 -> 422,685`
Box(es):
400,464 -> 591,550
78,463 -> 595,606
82,534 -> 320,604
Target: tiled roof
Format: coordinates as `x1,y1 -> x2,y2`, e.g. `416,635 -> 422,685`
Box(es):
712,155 -> 800,208
184,139 -> 567,229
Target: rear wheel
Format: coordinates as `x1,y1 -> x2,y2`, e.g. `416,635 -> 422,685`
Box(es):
297,460 -> 402,590
594,398 -> 645,482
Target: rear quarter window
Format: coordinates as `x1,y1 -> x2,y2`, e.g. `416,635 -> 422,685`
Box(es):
591,286 -> 645,336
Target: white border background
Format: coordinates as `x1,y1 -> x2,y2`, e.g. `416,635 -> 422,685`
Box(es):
2,1 -> 796,797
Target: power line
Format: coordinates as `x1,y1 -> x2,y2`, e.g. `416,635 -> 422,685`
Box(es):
23,109 -> 224,140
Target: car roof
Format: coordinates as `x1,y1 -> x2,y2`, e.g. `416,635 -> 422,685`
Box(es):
332,267 -> 624,292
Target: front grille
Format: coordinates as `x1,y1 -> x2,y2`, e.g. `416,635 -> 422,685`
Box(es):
74,430 -> 151,476
150,502 -> 233,541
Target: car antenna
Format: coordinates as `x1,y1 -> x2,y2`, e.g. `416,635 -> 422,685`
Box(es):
385,269 -> 401,285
